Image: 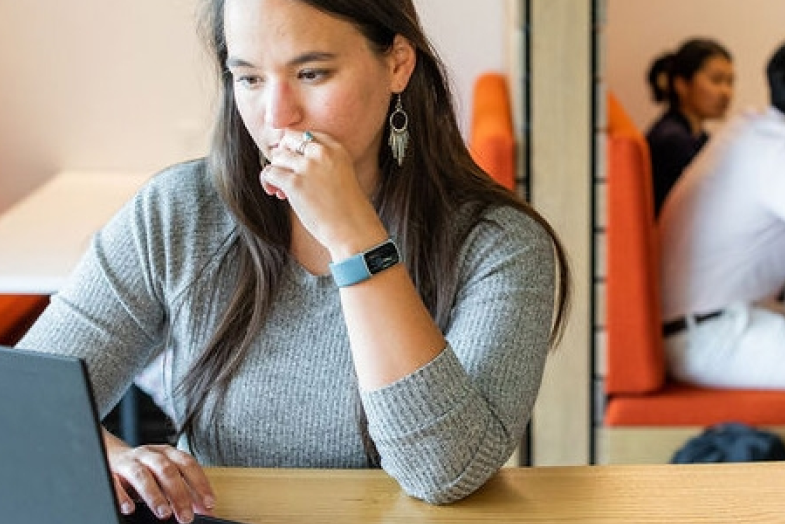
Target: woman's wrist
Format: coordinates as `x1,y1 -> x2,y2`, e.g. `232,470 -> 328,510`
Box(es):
330,238 -> 400,287
326,219 -> 390,262
102,427 -> 130,455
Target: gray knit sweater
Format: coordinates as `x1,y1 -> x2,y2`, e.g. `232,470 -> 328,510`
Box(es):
19,159 -> 555,504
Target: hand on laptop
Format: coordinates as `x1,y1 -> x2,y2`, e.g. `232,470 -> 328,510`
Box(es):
103,430 -> 217,524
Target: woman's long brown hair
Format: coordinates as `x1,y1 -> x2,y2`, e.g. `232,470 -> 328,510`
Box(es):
177,0 -> 571,465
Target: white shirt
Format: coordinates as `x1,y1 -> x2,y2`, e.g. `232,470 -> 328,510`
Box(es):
659,107 -> 785,321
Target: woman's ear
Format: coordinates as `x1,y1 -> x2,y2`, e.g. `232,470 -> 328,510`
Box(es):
388,35 -> 417,92
673,76 -> 689,103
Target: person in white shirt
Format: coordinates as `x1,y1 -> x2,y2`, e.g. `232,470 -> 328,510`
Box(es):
659,41 -> 785,389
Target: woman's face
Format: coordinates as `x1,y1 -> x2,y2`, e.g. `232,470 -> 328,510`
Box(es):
678,55 -> 734,121
223,0 -> 413,183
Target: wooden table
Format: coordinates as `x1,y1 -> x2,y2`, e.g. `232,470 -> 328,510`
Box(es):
205,464 -> 785,523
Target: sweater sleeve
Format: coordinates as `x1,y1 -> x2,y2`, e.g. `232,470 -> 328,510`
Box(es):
360,206 -> 555,504
17,161 -> 222,417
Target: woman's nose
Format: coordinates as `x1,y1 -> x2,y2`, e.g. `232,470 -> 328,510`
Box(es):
264,81 -> 302,129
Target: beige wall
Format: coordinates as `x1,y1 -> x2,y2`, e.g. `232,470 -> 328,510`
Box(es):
0,0 -> 212,209
607,0 -> 785,133
0,0 -> 509,211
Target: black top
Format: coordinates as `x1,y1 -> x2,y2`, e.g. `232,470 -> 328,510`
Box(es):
646,109 -> 709,216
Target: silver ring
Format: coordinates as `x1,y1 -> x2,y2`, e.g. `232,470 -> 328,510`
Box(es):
296,130 -> 314,155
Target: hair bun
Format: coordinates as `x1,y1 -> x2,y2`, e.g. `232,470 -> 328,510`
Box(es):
647,52 -> 675,103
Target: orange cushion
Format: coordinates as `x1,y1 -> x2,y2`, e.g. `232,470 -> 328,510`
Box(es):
605,93 -> 664,395
607,91 -> 640,138
606,382 -> 785,426
469,73 -> 515,190
0,294 -> 50,346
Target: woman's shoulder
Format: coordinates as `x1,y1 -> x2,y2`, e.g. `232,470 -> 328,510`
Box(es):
145,158 -> 213,198
460,203 -> 553,258
135,159 -> 224,216
479,203 -> 548,234
121,158 -> 233,242
450,203 -> 555,297
647,111 -> 692,144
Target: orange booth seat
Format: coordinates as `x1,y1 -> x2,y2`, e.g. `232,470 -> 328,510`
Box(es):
0,294 -> 49,346
469,72 -> 515,191
600,91 -> 785,463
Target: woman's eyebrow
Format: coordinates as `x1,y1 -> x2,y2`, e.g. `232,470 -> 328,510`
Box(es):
225,57 -> 255,69
288,51 -> 337,66
226,51 -> 337,70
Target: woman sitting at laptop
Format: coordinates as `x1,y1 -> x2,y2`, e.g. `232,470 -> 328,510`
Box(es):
17,0 -> 570,522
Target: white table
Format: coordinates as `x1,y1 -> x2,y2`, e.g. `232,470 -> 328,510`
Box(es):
0,171 -> 150,293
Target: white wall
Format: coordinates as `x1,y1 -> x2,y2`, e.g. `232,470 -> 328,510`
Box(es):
0,0 -> 212,210
414,0 -> 510,133
607,0 -> 785,133
0,0 -> 509,211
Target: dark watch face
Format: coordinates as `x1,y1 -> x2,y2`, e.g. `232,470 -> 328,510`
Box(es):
364,241 -> 400,274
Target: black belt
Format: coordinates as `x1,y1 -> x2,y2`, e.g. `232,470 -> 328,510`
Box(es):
663,310 -> 723,337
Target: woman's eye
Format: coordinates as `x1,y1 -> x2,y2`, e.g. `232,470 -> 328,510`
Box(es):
234,74 -> 262,88
298,69 -> 330,82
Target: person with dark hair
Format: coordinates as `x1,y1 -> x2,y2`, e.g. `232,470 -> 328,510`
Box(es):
659,42 -> 785,396
768,42 -> 785,114
646,38 -> 734,216
16,0 -> 571,522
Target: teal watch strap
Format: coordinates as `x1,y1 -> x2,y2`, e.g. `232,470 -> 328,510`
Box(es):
329,239 -> 400,287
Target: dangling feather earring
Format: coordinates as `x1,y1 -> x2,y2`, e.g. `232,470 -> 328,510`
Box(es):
388,94 -> 409,166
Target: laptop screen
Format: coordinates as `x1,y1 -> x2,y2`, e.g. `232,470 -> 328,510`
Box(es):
0,346 -> 124,524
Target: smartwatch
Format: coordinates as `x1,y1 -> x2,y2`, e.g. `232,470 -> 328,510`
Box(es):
329,239 -> 400,287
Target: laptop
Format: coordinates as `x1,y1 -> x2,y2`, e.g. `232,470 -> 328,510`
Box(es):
0,346 -> 247,524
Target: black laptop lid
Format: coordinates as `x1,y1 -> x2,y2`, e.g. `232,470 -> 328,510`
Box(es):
0,346 -> 123,524
0,346 -> 247,524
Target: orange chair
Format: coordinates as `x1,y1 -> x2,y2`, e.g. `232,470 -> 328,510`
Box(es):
0,294 -> 49,346
0,293 -> 161,445
600,92 -> 785,463
469,72 -> 516,190
604,91 -> 664,397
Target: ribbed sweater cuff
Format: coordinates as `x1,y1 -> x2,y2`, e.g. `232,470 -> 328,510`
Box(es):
360,345 -> 473,436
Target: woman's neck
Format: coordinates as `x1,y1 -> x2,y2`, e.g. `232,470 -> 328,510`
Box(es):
677,105 -> 705,137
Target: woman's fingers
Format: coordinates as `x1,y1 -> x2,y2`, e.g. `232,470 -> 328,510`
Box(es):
139,448 -> 197,522
260,175 -> 287,200
111,444 -> 215,524
113,473 -> 136,516
164,447 -> 216,513
119,450 -> 177,520
262,129 -> 348,204
282,129 -> 323,158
